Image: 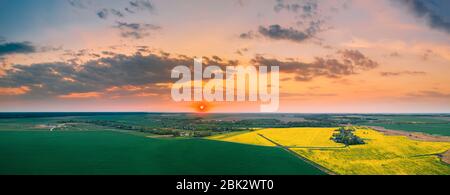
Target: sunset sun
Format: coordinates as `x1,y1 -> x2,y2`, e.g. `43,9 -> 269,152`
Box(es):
193,102 -> 211,113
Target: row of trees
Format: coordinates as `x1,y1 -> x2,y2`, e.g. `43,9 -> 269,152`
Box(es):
57,120 -> 214,137
331,127 -> 365,146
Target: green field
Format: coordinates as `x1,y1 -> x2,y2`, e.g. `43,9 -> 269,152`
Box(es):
359,115 -> 450,136
1,113 -> 448,175
0,130 -> 324,175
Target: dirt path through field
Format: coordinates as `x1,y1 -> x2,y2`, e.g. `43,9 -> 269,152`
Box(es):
257,133 -> 336,175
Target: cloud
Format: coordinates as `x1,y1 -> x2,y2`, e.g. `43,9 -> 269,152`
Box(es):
114,21 -> 161,39
258,24 -> 310,42
59,92 -> 102,99
129,0 -> 154,12
0,42 -> 36,56
242,22 -> 323,43
281,92 -> 337,97
78,0 -> 154,20
124,0 -> 155,14
339,49 -> 379,70
0,52 -> 230,99
111,9 -> 125,17
0,47 -> 377,98
235,48 -> 249,56
239,31 -> 257,39
406,90 -> 450,99
97,8 -> 125,19
251,50 -> 378,81
0,86 -> 30,96
380,71 -> 426,77
280,92 -> 337,100
116,22 -> 159,31
101,51 -> 117,56
67,0 -> 88,9
240,0 -> 335,44
393,0 -> 450,34
274,0 -> 318,17
97,9 -> 109,19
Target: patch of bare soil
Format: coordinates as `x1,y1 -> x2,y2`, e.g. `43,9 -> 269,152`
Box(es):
438,150 -> 450,164
366,126 -> 450,142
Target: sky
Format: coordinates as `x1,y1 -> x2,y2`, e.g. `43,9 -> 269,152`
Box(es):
0,0 -> 449,113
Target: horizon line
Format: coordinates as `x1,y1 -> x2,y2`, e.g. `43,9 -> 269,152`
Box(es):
0,112 -> 449,115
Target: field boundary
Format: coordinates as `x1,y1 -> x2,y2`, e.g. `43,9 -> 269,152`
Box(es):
365,126 -> 450,142
257,133 -> 336,175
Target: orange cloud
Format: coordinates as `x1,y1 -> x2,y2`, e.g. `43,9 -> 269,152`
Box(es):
135,92 -> 158,97
62,77 -> 76,82
106,85 -> 145,92
0,86 -> 30,96
59,92 -> 102,99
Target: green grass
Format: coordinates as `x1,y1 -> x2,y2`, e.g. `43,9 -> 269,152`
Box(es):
363,123 -> 450,136
0,131 -> 324,175
373,116 -> 448,123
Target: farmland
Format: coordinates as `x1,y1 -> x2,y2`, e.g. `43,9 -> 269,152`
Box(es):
2,113 -> 448,136
210,127 -> 450,175
0,113 -> 449,175
0,130 -> 324,175
356,115 -> 450,136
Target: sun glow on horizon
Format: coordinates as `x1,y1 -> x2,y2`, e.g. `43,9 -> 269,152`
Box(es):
192,101 -> 212,113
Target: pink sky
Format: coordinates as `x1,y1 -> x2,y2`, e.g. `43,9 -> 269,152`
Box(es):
0,0 -> 449,113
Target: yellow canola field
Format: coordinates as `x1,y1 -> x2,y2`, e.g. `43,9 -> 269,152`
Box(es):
258,128 -> 344,147
209,128 -> 342,147
294,127 -> 450,175
208,130 -> 275,146
209,127 -> 450,175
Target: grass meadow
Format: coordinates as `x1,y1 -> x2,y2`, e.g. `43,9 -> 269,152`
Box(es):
0,130 -> 324,175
